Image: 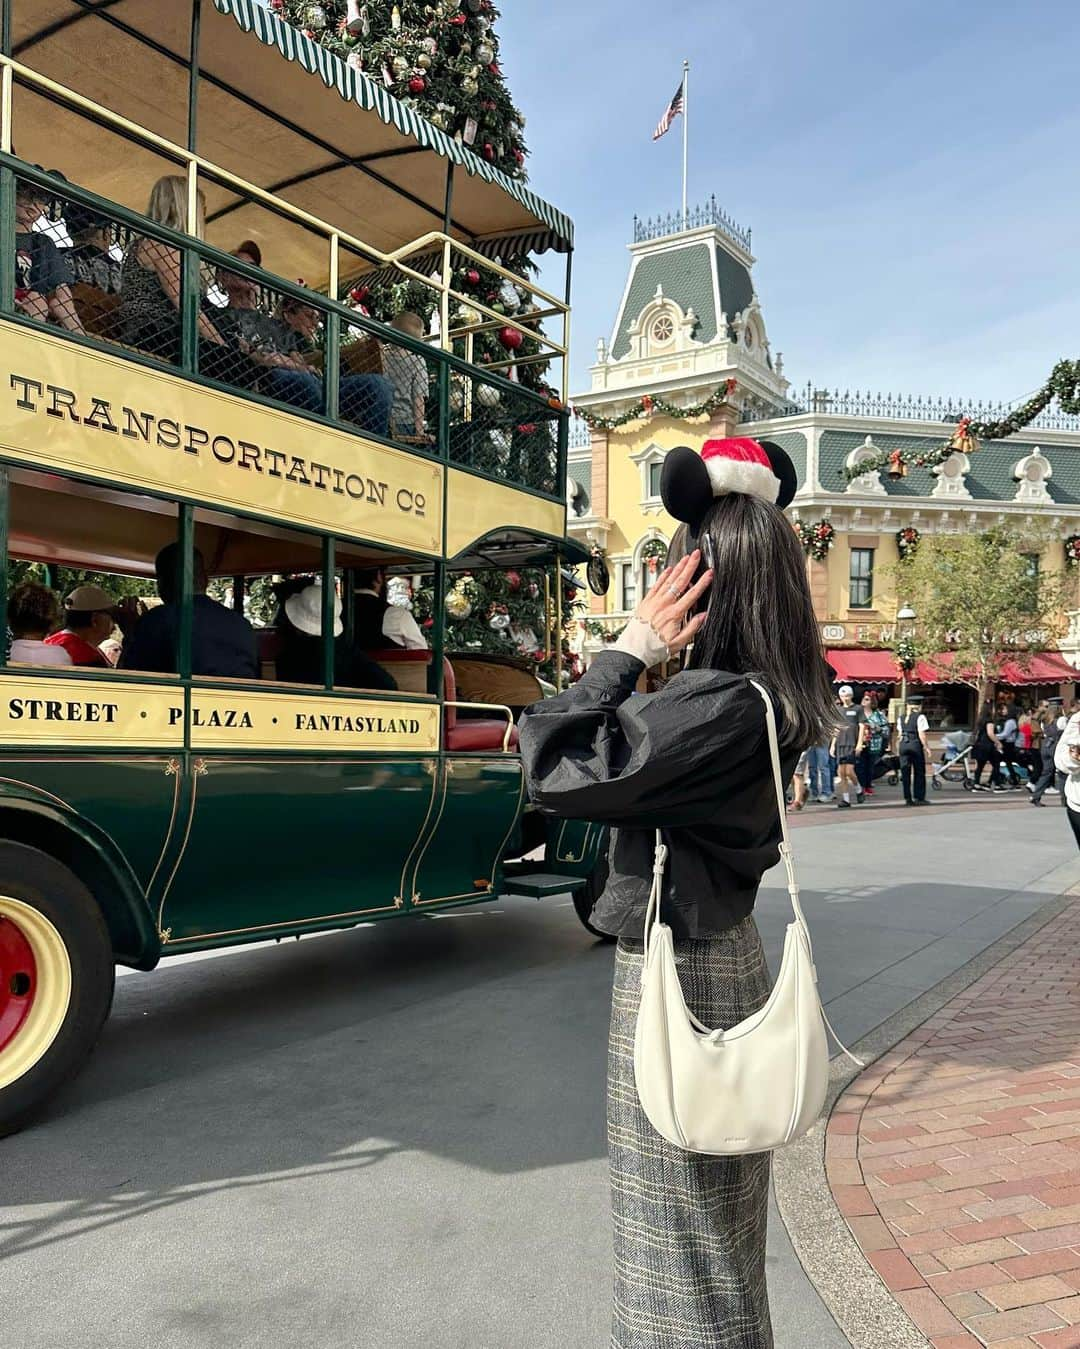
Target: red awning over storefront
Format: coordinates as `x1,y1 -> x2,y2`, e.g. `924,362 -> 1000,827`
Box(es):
825,648 -> 1077,687
912,652 -> 1078,686
825,650 -> 902,683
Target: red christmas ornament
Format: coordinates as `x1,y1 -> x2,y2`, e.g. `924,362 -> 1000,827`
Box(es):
449,12 -> 466,23
349,284 -> 370,304
506,570 -> 521,592
488,62 -> 501,76
422,617 -> 434,629
498,325 -> 524,351
465,268 -> 480,286
408,75 -> 426,93
641,394 -> 654,413
513,149 -> 525,165
516,422 -> 537,435
482,142 -> 495,161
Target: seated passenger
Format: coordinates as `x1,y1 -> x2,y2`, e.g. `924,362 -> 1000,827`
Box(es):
65,199 -> 122,294
213,242 -> 324,411
119,176 -> 243,384
45,584 -> 117,668
8,581 -> 72,666
278,580 -> 396,691
120,544 -> 258,680
383,312 -> 430,439
14,173 -> 85,333
278,295 -> 392,436
353,567 -> 427,651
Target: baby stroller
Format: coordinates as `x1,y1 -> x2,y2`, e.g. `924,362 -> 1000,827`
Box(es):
931,730 -> 976,791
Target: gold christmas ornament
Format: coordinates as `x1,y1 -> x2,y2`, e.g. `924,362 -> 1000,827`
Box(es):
391,4 -> 402,30
417,52 -> 432,69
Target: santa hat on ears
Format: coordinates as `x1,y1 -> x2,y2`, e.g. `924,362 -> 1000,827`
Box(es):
660,436 -> 797,529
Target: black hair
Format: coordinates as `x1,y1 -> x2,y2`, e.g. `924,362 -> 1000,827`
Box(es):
679,493 -> 837,750
354,567 -> 385,591
155,543 -> 208,603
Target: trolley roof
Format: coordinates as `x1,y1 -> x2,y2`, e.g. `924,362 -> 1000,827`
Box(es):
10,0 -> 573,284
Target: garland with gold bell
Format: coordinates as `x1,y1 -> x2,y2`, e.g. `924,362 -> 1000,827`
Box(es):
574,378 -> 738,432
843,358 -> 1080,482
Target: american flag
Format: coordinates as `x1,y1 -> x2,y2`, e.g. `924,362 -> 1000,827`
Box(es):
652,79 -> 685,141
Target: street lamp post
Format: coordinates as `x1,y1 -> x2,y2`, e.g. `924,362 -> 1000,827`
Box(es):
897,604 -> 917,714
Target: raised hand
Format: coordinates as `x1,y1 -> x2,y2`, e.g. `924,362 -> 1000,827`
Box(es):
634,549 -> 713,657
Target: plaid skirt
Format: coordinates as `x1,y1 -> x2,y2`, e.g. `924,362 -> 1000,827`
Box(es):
609,919 -> 774,1349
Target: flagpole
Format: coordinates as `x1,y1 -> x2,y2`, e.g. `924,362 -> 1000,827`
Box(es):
681,59 -> 689,229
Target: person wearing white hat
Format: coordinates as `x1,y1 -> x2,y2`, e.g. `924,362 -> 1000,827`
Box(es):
44,583 -> 117,668
829,684 -> 866,808
278,578 -> 395,691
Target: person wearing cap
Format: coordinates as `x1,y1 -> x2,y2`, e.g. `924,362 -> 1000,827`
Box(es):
830,684 -> 866,808
120,543 -> 257,679
44,584 -> 117,667
519,435 -> 835,1348
14,171 -> 85,333
276,579 -> 396,691
897,694 -> 931,806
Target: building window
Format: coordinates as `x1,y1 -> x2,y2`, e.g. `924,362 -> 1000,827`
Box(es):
647,461 -> 663,498
849,547 -> 874,609
620,563 -> 637,611
1021,553 -> 1040,613
651,314 -> 674,345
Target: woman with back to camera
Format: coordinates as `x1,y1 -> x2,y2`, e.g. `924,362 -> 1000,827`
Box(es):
519,437 -> 836,1348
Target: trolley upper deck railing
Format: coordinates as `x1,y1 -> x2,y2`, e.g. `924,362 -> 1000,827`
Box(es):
0,4 -> 574,525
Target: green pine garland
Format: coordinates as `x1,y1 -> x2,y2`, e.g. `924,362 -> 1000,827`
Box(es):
843,359 -> 1080,481
574,378 -> 738,432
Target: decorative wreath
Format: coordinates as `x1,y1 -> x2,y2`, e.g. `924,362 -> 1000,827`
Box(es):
1065,534 -> 1080,568
896,526 -> 922,560
794,518 -> 835,561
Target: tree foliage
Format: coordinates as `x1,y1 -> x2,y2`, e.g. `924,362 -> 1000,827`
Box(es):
894,528 -> 1067,695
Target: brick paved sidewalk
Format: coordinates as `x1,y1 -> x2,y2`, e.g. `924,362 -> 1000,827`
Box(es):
826,896 -> 1080,1348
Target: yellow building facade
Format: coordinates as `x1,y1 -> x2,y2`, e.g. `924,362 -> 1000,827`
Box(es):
568,204 -> 1080,721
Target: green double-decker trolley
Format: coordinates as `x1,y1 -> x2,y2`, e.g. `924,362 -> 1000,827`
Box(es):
0,0 -> 606,1134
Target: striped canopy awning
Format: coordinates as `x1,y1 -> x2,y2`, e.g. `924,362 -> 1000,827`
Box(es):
9,0 -> 572,289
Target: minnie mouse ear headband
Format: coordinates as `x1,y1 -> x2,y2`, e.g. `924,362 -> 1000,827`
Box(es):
660,437 -> 797,529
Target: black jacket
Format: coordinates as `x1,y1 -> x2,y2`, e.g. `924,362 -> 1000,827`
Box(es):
518,651 -> 796,940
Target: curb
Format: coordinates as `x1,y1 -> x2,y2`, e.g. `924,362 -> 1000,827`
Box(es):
773,861 -> 1080,1349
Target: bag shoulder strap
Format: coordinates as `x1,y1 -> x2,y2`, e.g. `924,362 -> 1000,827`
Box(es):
746,680 -> 865,1068
747,679 -> 805,929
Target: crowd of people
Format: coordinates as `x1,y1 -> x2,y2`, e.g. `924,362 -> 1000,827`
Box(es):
5,552 -> 427,688
787,684 -> 1077,812
14,170 -> 430,442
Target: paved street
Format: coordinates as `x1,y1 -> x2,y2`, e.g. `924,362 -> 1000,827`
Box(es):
3,794 -> 1079,1349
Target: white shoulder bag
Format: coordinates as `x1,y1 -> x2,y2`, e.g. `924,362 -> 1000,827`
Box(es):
633,680 -> 862,1155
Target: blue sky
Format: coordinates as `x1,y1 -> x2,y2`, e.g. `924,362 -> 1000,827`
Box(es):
497,0 -> 1080,406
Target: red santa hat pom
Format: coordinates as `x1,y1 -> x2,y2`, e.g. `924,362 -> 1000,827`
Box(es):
699,438 -> 780,506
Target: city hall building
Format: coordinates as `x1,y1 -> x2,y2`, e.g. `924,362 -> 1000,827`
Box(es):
568,200 -> 1080,724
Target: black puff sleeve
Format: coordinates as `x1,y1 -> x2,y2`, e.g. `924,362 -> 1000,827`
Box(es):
518,650 -> 767,828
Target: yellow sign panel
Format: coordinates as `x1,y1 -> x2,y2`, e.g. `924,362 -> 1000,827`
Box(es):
0,675 -> 439,752
444,467 -> 566,557
0,324 -> 443,556
188,687 -> 439,752
0,676 -> 182,748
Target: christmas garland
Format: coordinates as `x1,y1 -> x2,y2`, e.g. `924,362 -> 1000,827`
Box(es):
1066,534 -> 1080,568
574,378 -> 738,432
896,526 -> 921,560
843,358 -> 1080,482
794,519 -> 835,562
